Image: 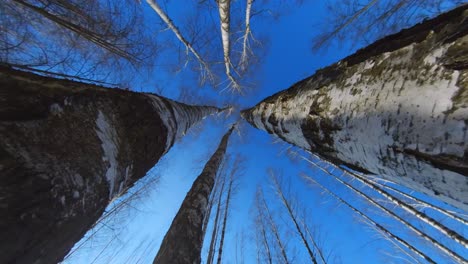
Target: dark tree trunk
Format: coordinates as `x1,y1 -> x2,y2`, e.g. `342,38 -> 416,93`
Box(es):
241,5 -> 468,210
153,126 -> 235,264
0,66 -> 224,264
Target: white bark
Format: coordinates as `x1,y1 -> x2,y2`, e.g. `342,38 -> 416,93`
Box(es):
217,0 -> 240,91
242,6 -> 468,210
239,0 -> 254,72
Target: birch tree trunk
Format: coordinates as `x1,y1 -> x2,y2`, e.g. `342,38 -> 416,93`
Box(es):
241,5 -> 468,210
217,0 -> 240,91
0,66 -> 224,264
153,125 -> 235,264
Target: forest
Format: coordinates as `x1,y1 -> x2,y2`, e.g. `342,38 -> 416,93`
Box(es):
0,0 -> 467,263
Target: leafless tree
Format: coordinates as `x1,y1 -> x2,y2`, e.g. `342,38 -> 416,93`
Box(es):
301,155 -> 466,263
256,187 -> 290,264
153,125 -> 236,264
300,173 -> 436,264
1,0 -> 156,84
268,170 -> 321,264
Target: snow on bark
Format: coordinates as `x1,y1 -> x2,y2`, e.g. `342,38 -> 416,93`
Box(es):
0,66 -> 223,264
242,5 -> 468,210
153,125 -> 235,264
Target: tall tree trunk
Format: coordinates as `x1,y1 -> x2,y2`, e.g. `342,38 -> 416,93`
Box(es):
269,173 -> 318,264
153,125 -> 235,264
0,66 -> 224,264
241,5 -> 468,210
239,0 -> 254,73
216,170 -> 234,264
302,156 -> 466,263
217,0 -> 240,91
300,173 -> 436,264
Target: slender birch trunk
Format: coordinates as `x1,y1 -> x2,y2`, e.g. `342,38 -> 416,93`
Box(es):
217,0 -> 240,91
145,0 -> 213,83
340,167 -> 468,248
269,173 -> 318,264
258,189 -> 290,264
371,179 -> 468,226
300,173 -> 436,264
0,66 -> 224,264
216,171 -> 234,264
207,175 -> 227,264
153,125 -> 235,264
241,5 -> 468,210
239,0 -> 254,72
302,156 -> 466,263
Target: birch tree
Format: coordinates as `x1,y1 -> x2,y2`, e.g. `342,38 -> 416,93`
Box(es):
0,66 -> 226,264
216,0 -> 241,92
153,125 -> 235,264
241,5 -> 468,210
239,0 -> 255,73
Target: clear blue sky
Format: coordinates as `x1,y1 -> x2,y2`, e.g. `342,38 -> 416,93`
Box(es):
63,1 -> 467,263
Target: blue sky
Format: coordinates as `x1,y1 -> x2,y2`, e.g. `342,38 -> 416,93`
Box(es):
62,1 -> 467,263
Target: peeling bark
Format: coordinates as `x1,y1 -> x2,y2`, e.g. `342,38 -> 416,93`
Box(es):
153,126 -> 235,264
0,66 -> 223,264
241,5 -> 468,210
